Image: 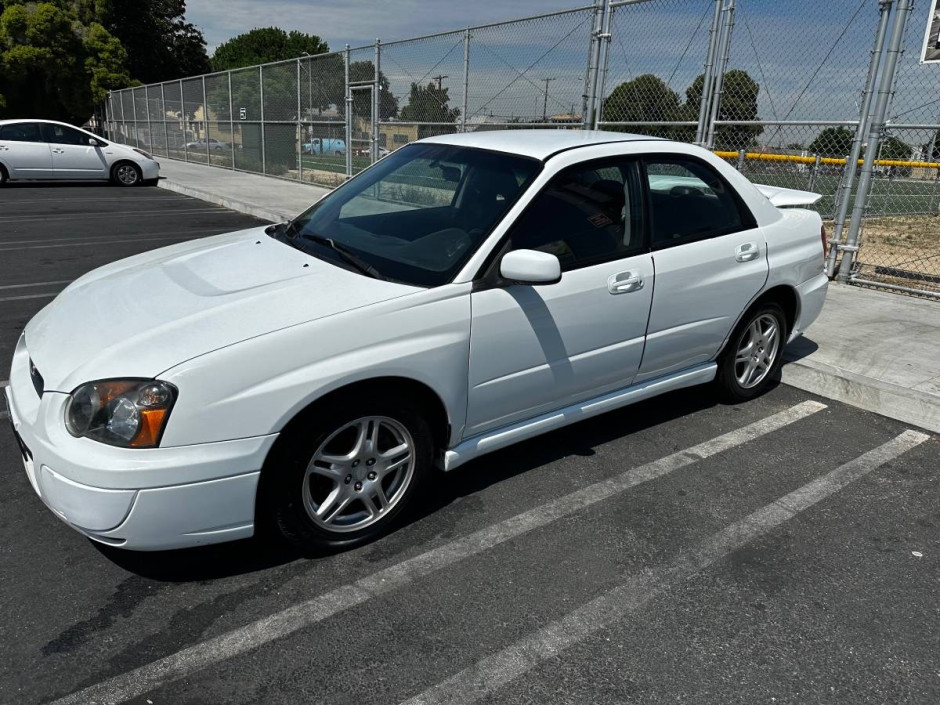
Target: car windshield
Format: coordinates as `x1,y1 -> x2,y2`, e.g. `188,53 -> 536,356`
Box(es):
284,143 -> 541,286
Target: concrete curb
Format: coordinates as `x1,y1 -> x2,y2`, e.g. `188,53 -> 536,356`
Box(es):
781,354 -> 940,434
157,178 -> 289,223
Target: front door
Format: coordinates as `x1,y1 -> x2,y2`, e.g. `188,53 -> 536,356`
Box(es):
40,123 -> 107,179
636,155 -> 768,383
466,158 -> 653,437
0,122 -> 53,179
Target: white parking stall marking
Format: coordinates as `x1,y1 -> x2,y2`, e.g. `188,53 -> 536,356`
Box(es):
45,401 -> 825,705
401,429 -> 931,705
0,208 -> 223,224
0,292 -> 60,304
0,280 -> 72,291
0,234 -> 206,254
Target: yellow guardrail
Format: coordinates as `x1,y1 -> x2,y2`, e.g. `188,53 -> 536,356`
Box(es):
713,150 -> 940,170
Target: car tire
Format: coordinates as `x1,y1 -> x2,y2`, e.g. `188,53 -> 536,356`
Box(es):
0,164 -> 7,185
715,301 -> 787,403
111,162 -> 142,187
265,396 -> 434,552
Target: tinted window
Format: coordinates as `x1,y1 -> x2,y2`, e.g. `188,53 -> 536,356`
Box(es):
506,160 -> 644,270
645,158 -> 745,247
288,143 -> 540,287
0,123 -> 42,142
42,123 -> 90,145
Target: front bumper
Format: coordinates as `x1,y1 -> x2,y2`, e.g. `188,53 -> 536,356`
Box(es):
5,338 -> 276,551
140,159 -> 160,181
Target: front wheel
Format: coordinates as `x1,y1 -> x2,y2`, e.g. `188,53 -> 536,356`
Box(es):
267,398 -> 434,551
111,162 -> 141,186
715,302 -> 787,403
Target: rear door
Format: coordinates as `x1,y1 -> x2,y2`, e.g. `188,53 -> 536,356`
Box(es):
0,122 -> 53,179
636,155 -> 767,383
41,123 -> 108,179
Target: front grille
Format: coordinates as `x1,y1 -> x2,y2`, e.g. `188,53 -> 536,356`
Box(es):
29,359 -> 44,398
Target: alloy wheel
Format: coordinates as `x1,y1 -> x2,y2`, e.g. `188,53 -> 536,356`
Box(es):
116,164 -> 139,185
734,313 -> 780,389
302,416 -> 415,533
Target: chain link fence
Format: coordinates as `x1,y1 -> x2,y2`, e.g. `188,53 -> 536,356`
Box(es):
105,0 -> 940,297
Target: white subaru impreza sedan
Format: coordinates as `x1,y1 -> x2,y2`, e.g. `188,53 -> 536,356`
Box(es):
5,131 -> 828,551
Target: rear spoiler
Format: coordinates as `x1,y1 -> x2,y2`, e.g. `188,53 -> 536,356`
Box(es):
754,184 -> 823,208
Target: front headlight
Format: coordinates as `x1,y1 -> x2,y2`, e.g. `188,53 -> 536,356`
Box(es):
132,148 -> 154,160
65,379 -> 177,448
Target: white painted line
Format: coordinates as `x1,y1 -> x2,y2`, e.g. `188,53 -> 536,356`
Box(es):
0,292 -> 59,303
0,235 -> 199,253
0,227 -> 231,247
401,429 -> 930,705
0,208 -> 222,223
0,280 -> 72,291
46,401 -> 825,705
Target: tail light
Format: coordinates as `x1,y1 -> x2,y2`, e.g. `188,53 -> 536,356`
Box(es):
820,223 -> 827,257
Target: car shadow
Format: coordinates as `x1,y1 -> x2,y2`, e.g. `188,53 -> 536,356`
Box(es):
96,383 -> 724,581
782,335 -> 819,363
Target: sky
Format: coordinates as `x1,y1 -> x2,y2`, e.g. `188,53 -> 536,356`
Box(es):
179,0 -> 940,143
185,0 -> 582,53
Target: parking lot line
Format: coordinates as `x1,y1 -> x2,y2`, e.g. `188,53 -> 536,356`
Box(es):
45,400 -> 824,705
0,235 -> 204,253
0,208 -> 223,223
0,280 -> 72,291
0,292 -> 59,304
401,429 -> 930,705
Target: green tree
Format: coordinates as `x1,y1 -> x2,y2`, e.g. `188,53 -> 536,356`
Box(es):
808,127 -> 854,157
686,69 -> 763,150
98,0 -> 209,83
879,135 -> 910,161
923,129 -> 940,161
0,1 -> 134,122
600,74 -> 688,139
211,27 -> 328,71
398,81 -> 459,138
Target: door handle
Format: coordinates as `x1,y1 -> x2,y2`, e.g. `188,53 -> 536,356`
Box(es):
608,270 -> 643,294
735,242 -> 760,262
51,148 -> 66,154
0,145 -> 8,151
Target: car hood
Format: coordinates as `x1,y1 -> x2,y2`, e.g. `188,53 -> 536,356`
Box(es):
25,227 -> 420,391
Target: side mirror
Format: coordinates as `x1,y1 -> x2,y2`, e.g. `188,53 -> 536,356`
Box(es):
89,137 -> 102,147
499,249 -> 561,285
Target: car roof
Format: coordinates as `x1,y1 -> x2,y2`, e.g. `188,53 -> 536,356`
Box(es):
419,129 -> 663,161
0,119 -> 82,128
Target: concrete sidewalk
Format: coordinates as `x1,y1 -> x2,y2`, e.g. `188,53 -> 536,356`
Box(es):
154,157 -> 940,433
157,157 -> 328,222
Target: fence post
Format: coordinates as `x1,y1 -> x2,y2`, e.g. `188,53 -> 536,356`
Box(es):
181,79 -> 187,162
259,65 -> 266,174
807,154 -> 821,191
696,0 -> 725,145
161,83 -> 169,157
131,89 -> 139,148
595,3 -> 614,127
827,0 -> 893,277
345,44 -> 353,178
202,75 -> 210,164
228,71 -> 235,170
145,86 -> 152,152
585,0 -> 609,130
582,0 -> 601,128
462,28 -> 471,132
838,0 -> 912,283
297,58 -> 303,183
737,148 -> 746,171
373,39 -> 381,162
705,0 -> 735,150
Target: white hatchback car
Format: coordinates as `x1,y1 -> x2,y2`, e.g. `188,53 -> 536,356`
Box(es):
0,119 -> 160,186
6,131 -> 828,552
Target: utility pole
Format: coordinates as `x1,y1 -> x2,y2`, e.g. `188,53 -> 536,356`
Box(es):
541,77 -> 556,122
431,74 -> 448,90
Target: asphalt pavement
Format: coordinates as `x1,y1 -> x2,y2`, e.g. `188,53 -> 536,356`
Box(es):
0,183 -> 937,705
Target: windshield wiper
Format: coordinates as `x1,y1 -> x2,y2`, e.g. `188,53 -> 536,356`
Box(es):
305,234 -> 385,280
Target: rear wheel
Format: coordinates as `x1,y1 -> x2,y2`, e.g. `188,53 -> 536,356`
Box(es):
716,302 -> 787,402
0,164 -> 8,185
267,397 -> 433,551
111,162 -> 141,187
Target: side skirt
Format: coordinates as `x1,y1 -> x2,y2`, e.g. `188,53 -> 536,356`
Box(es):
444,362 -> 717,471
